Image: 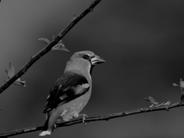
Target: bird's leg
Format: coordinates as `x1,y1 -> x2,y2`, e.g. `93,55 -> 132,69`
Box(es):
80,114 -> 88,124
73,113 -> 88,124
55,117 -> 63,124
56,109 -> 68,123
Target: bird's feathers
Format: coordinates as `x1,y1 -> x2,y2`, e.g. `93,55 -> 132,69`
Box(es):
39,130 -> 51,136
43,71 -> 90,113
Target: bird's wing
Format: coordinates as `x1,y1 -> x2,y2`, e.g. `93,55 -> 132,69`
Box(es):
43,72 -> 90,113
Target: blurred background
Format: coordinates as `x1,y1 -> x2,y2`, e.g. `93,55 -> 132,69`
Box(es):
0,0 -> 184,138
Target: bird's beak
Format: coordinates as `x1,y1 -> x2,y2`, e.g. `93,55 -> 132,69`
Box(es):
91,55 -> 105,65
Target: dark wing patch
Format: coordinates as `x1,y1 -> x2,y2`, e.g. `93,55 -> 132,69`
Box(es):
43,72 -> 89,113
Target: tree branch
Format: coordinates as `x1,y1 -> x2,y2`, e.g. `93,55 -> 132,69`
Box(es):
0,0 -> 102,94
0,102 -> 183,137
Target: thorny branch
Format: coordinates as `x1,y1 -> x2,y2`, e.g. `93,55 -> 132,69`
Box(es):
0,0 -> 102,94
0,102 -> 184,137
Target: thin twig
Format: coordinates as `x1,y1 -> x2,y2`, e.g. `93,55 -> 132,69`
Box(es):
0,102 -> 183,137
0,0 -> 102,94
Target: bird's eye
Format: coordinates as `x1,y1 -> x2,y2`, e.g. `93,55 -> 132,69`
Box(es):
82,55 -> 90,60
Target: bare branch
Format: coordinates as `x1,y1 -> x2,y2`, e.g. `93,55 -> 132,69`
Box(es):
0,0 -> 102,94
0,102 -> 183,137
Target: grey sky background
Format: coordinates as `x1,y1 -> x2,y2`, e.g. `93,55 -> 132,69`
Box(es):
0,0 -> 184,138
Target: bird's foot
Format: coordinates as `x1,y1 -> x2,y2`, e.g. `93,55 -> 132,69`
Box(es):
73,113 -> 88,124
80,114 -> 88,124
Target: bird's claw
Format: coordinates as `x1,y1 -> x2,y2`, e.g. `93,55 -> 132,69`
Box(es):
81,114 -> 88,124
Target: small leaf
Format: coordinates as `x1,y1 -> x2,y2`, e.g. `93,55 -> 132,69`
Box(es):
39,36 -> 70,52
172,78 -> 184,88
5,62 -> 15,79
53,40 -> 65,49
5,62 -> 26,87
172,83 -> 179,87
144,96 -> 160,108
38,37 -> 50,44
164,101 -> 171,106
144,96 -> 159,105
173,78 -> 184,102
159,101 -> 171,107
179,78 -> 184,88
15,78 -> 26,87
157,101 -> 171,110
52,41 -> 70,52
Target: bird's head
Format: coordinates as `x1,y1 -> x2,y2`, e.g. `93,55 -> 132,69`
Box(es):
72,50 -> 105,65
65,50 -> 105,75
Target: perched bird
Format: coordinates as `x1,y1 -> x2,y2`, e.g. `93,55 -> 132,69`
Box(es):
39,50 -> 105,136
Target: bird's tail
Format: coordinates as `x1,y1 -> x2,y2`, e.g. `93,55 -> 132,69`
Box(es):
39,130 -> 52,137
39,116 -> 52,136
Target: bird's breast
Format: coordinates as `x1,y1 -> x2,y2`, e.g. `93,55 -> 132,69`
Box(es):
67,86 -> 92,112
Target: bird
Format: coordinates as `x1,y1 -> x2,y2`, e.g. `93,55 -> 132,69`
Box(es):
39,50 -> 105,136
